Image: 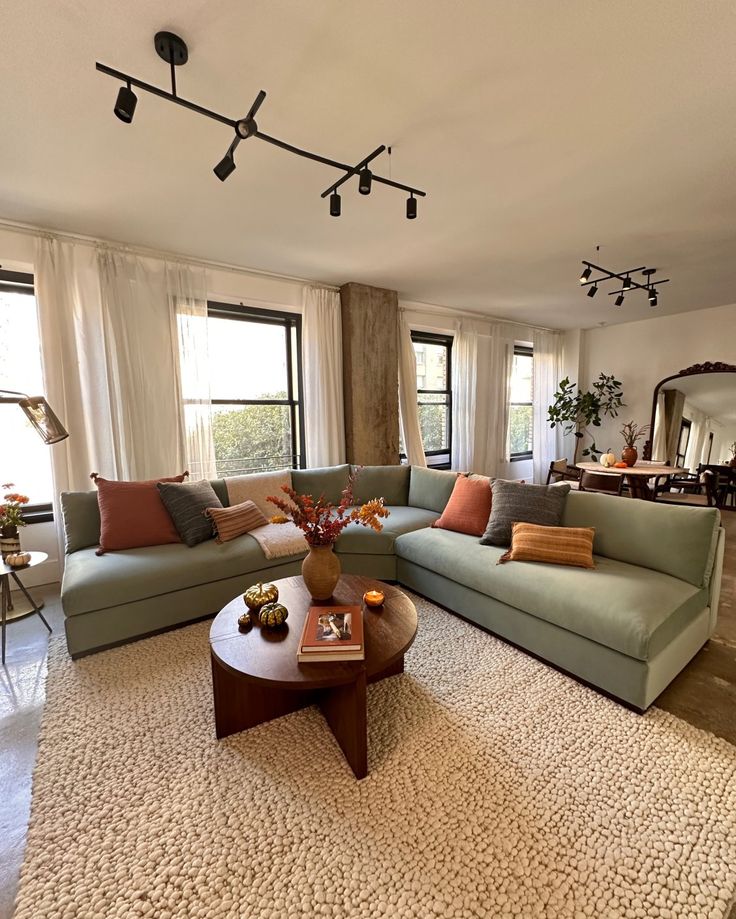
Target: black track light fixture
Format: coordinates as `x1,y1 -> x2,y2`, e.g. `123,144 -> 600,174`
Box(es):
580,266 -> 592,284
649,288 -> 658,307
580,260 -> 670,309
114,82 -> 137,123
587,284 -> 598,298
406,194 -> 417,220
615,293 -> 625,306
97,32 -> 426,217
623,275 -> 632,290
358,168 -> 373,195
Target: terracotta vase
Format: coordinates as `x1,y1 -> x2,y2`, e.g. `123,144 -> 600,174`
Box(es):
621,446 -> 638,468
301,544 -> 341,600
0,525 -> 21,560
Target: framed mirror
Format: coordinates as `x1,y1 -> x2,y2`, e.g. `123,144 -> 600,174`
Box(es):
644,362 -> 736,469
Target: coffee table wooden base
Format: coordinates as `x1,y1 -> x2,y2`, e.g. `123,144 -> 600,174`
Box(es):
211,652 -> 405,779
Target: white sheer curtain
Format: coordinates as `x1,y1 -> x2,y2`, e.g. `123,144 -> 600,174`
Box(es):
452,320 -> 512,475
651,392 -> 667,462
532,329 -> 563,483
398,312 -> 426,467
302,286 -> 345,467
97,249 -> 187,477
684,406 -> 708,471
169,263 -> 216,479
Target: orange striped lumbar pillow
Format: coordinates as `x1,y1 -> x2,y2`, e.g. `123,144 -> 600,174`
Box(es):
204,500 -> 268,544
498,523 -> 595,569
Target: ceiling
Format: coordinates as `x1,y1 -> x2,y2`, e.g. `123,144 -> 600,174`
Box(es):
662,373 -> 736,424
2,1 -> 735,330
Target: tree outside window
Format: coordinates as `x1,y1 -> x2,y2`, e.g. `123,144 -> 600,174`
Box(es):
509,346 -> 533,460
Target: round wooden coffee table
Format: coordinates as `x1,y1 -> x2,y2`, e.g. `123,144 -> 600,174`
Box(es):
209,575 -> 417,779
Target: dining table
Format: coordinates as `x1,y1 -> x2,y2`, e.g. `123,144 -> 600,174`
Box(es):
575,461 -> 689,500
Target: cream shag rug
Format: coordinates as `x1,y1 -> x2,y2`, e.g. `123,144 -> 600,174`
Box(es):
15,595 -> 736,919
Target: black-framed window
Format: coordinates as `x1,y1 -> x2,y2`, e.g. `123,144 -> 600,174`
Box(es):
204,302 -> 305,476
0,268 -> 53,522
409,332 -> 452,468
509,345 -> 533,461
676,417 -> 691,468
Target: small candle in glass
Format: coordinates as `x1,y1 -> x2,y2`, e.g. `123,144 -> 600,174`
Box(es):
363,589 -> 385,608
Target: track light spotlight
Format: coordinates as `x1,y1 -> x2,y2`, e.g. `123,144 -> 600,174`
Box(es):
114,83 -> 137,123
213,153 -> 236,181
580,266 -> 592,284
623,276 -> 632,290
615,293 -> 625,306
358,168 -> 372,195
587,284 -> 598,298
649,288 -> 658,307
329,191 -> 341,217
406,194 -> 417,219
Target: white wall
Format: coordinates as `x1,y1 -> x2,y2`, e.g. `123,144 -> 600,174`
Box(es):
579,302 -> 736,460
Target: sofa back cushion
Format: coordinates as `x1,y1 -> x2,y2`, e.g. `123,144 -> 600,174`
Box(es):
92,473 -> 188,554
61,491 -> 102,554
408,467 -> 459,513
561,490 -> 720,588
481,480 -> 570,547
157,480 -> 222,547
352,465 -> 410,506
291,465 -> 350,505
432,475 -> 492,536
225,469 -> 292,517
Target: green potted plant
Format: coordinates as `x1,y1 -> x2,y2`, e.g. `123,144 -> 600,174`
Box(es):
0,484 -> 29,558
619,421 -> 650,468
547,374 -> 625,463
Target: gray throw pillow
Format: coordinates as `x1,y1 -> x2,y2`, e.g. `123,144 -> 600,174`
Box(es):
157,480 -> 223,547
480,480 -> 571,547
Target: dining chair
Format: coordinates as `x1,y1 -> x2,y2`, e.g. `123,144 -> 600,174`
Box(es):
546,459 -> 581,490
578,470 -> 624,496
654,470 -> 717,507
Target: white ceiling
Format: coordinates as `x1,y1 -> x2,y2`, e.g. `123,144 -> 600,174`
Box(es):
2,1 -> 736,330
662,373 -> 736,424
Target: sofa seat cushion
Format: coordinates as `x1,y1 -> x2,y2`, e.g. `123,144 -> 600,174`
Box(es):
62,534 -> 306,617
395,528 -> 708,661
336,506 -> 439,555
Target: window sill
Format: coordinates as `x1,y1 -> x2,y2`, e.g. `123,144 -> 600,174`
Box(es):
21,506 -> 54,525
509,454 -> 533,463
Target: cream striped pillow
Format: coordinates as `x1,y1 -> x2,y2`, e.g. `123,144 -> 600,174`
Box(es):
204,500 -> 268,544
498,523 -> 595,569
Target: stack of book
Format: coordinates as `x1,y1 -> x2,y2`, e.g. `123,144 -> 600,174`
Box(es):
297,605 -> 364,662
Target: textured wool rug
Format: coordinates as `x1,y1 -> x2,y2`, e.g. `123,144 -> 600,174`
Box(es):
15,595 -> 736,919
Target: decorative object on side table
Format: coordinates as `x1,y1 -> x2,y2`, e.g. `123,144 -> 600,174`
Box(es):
268,470 -> 389,600
1,550 -> 52,663
620,421 -> 650,467
5,551 -> 32,568
259,602 -> 289,629
243,581 -> 279,613
363,589 -> 385,608
0,485 -> 29,558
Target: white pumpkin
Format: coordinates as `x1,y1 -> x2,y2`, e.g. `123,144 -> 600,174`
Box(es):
5,551 -> 31,568
600,450 -> 616,468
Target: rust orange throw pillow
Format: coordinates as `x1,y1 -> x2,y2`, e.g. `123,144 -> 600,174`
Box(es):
498,523 -> 595,568
91,471 -> 189,554
432,474 -> 492,537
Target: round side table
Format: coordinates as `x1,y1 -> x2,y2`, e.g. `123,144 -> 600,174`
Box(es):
1,551 -> 52,664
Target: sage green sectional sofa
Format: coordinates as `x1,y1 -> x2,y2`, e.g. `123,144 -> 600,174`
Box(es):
60,463 -> 725,711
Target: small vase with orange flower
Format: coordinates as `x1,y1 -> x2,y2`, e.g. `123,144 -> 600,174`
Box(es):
0,485 -> 29,559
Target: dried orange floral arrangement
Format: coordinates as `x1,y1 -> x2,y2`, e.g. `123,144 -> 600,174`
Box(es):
0,484 -> 30,529
268,470 -> 389,547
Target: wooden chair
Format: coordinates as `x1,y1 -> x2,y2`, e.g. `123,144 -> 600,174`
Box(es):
546,459 -> 581,490
654,470 -> 717,507
578,470 -> 624,496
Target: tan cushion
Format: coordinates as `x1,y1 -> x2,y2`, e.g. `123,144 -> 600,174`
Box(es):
205,500 -> 268,543
499,522 -> 595,569
224,469 -> 292,517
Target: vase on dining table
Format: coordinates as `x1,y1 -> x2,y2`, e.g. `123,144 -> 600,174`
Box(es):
301,543 -> 341,600
621,446 -> 638,467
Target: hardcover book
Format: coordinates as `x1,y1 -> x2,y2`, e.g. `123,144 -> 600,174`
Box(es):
297,605 -> 364,661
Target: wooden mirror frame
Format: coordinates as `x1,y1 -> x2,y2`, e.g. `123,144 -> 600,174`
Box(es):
643,361 -> 736,460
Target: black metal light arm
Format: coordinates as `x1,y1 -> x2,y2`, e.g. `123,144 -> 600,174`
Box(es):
580,261 -> 646,287
607,278 -> 670,295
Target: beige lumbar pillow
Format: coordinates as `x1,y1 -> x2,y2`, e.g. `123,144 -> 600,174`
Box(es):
224,469 -> 292,518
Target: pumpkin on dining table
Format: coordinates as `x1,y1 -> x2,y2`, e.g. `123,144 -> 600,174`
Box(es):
599,449 -> 616,468
259,602 -> 289,629
243,581 -> 279,612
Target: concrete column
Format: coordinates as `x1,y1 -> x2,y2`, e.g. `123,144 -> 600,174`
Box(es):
339,282 -> 399,465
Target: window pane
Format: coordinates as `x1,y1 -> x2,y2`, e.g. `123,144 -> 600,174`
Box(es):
418,394 -> 450,452
509,405 -> 533,456
211,404 -> 293,476
0,289 -> 54,504
208,316 -> 288,400
509,352 -> 533,402
413,342 -> 448,391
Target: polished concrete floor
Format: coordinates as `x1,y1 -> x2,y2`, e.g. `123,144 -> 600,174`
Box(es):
1,516 -> 735,919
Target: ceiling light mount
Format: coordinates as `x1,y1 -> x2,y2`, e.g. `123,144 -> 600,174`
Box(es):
579,260 -> 670,309
97,32 -> 426,217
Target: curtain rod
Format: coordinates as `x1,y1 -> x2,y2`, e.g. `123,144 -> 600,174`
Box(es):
0,217 -> 340,292
399,302 -> 561,335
